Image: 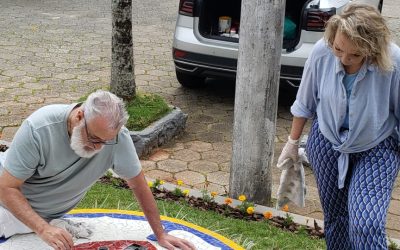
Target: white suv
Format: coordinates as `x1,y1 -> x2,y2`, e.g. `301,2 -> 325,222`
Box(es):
172,0 -> 382,87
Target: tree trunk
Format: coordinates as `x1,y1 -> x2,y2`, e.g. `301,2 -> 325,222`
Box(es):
229,0 -> 285,206
111,0 -> 135,101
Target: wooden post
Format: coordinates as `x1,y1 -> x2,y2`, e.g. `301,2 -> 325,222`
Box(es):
111,0 -> 135,101
229,0 -> 285,205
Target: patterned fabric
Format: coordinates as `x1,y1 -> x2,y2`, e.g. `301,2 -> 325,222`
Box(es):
306,119 -> 400,250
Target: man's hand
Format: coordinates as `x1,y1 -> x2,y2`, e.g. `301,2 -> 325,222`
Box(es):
277,136 -> 299,169
157,233 -> 196,250
37,224 -> 74,250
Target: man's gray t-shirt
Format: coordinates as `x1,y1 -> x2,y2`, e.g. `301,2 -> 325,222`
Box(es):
1,104 -> 141,220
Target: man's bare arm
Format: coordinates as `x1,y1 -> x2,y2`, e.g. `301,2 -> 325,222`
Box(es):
0,169 -> 73,249
127,171 -> 195,250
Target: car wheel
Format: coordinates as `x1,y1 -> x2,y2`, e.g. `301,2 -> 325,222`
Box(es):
175,70 -> 205,88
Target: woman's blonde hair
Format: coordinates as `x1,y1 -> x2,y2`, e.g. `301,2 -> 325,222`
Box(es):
324,3 -> 393,71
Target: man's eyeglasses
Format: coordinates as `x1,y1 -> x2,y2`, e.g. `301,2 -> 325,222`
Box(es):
83,117 -> 119,145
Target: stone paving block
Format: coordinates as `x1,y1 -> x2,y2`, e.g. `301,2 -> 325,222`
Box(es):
173,132 -> 197,143
1,82 -> 19,89
209,122 -> 233,133
0,115 -> 23,127
7,88 -> 33,97
211,142 -> 232,152
0,109 -> 8,116
0,127 -> 19,141
185,123 -> 208,134
162,142 -> 184,152
388,199 -> 399,215
219,162 -> 230,172
386,214 -> 400,237
195,131 -> 225,143
139,160 -> 156,171
392,186 -> 400,200
145,169 -> 173,183
19,96 -> 44,104
191,113 -> 217,124
77,74 -> 100,82
11,76 -> 37,84
44,97 -> 70,105
207,171 -> 230,186
188,160 -> 219,174
171,149 -> 201,162
185,141 -> 213,152
157,159 -> 187,173
201,151 -> 231,164
53,73 -> 76,80
175,171 -> 206,186
148,149 -> 170,161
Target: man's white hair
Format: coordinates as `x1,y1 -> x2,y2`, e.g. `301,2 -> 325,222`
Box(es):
82,90 -> 129,129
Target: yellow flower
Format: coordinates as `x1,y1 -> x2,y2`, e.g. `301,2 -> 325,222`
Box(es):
224,198 -> 233,205
159,180 -> 165,185
246,206 -> 254,215
238,195 -> 246,202
177,180 -> 184,186
211,192 -> 217,197
183,190 -> 190,196
282,204 -> 289,212
263,211 -> 273,219
147,181 -> 153,187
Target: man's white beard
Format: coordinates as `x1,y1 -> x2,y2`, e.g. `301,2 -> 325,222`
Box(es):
70,121 -> 103,158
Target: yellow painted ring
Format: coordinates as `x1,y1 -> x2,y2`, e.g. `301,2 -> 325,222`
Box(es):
69,208 -> 245,250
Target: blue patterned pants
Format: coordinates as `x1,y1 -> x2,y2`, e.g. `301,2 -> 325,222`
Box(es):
306,119 -> 400,250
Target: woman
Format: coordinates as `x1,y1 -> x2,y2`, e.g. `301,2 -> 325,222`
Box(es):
277,3 -> 400,249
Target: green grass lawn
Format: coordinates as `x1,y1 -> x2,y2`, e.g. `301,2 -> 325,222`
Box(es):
125,93 -> 171,131
77,183 -> 326,250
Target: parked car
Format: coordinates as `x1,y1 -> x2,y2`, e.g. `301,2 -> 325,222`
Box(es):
172,0 -> 383,87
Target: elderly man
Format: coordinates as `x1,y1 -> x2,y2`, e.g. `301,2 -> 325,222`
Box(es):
0,90 -> 195,250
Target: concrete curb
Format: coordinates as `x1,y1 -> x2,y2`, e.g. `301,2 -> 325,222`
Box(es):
0,106 -> 188,158
130,106 -> 188,157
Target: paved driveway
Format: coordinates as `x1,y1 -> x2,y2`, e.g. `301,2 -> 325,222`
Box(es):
0,0 -> 399,238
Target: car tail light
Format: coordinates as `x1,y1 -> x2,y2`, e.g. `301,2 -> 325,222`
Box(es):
173,48 -> 187,58
179,0 -> 194,17
303,8 -> 336,32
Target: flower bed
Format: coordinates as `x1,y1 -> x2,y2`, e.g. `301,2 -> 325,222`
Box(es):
99,174 -> 325,239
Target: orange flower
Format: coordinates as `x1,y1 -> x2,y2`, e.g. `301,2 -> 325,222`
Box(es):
282,204 -> 289,212
224,198 -> 233,205
238,195 -> 246,202
211,191 -> 217,197
246,206 -> 254,215
263,211 -> 273,219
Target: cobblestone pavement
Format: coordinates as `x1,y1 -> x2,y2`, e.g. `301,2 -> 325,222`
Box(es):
0,0 -> 399,239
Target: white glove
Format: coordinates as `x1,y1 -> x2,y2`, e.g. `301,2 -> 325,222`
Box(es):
277,136 -> 299,170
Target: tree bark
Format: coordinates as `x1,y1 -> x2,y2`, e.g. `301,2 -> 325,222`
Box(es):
229,0 -> 285,206
111,0 -> 135,101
